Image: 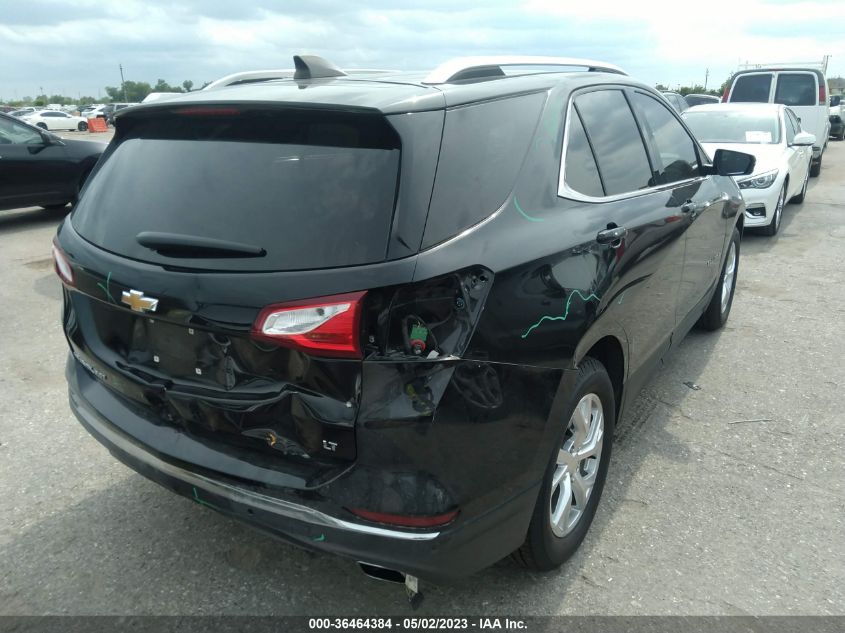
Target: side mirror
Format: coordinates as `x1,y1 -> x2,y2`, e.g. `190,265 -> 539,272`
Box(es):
711,149 -> 756,177
791,131 -> 816,146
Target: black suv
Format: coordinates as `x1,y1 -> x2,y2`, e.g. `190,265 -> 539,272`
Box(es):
56,55 -> 754,588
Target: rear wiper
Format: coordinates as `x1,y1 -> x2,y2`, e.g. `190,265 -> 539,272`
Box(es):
136,232 -> 266,258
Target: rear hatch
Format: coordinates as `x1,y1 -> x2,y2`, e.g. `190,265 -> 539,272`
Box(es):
62,103 -> 413,483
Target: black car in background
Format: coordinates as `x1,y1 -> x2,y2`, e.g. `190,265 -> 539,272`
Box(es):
830,95 -> 844,140
0,112 -> 105,211
55,55 -> 754,589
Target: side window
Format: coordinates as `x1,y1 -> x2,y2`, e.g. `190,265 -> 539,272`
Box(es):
0,117 -> 43,145
562,108 -> 604,197
575,90 -> 653,195
775,73 -> 816,107
631,92 -> 700,184
730,74 -> 772,103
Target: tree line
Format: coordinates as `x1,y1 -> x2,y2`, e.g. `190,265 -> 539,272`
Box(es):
3,78 -> 208,107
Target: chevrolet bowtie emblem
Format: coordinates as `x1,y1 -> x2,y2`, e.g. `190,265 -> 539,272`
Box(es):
121,289 -> 159,313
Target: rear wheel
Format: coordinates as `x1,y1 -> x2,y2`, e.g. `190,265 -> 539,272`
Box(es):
513,357 -> 614,571
763,184 -> 786,236
36,122 -> 47,130
697,227 -> 740,331
77,121 -> 88,132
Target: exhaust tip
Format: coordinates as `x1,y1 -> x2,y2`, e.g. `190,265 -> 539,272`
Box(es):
358,562 -> 406,584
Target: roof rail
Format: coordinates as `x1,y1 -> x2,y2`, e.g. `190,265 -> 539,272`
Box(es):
203,70 -> 294,91
737,56 -> 830,74
422,56 -> 627,84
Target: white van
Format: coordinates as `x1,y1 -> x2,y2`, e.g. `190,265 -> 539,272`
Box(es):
723,64 -> 830,176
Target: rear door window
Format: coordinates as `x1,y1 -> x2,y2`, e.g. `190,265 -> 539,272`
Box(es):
562,109 -> 604,197
631,92 -> 700,184
574,90 -> 653,195
730,74 -> 773,103
71,108 -> 401,271
774,73 -> 816,106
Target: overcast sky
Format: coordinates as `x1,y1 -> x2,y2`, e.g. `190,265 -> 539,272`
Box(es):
1,0 -> 842,100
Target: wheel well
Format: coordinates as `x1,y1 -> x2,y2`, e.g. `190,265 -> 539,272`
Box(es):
583,336 -> 624,417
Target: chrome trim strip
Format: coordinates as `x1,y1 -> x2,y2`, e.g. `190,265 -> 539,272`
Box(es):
73,398 -> 440,542
423,56 -> 626,84
556,88 -> 707,203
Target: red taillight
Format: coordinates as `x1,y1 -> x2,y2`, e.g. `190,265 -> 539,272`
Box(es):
819,84 -> 826,105
347,507 -> 459,529
251,291 -> 366,358
722,85 -> 730,102
52,239 -> 74,286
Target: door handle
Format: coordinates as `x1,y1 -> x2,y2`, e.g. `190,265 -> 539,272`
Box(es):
596,226 -> 627,245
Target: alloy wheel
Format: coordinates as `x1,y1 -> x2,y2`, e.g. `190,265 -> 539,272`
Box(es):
549,393 -> 604,537
720,240 -> 737,314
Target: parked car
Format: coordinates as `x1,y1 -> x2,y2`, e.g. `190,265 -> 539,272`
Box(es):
55,54 -> 753,591
106,102 -> 139,125
829,95 -> 844,140
685,93 -> 720,107
0,112 -> 105,211
683,103 -> 813,236
661,91 -> 689,112
9,107 -> 39,117
81,105 -> 108,120
723,64 -> 830,176
22,110 -> 89,131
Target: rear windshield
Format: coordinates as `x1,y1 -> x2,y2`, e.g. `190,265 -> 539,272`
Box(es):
730,74 -> 772,103
72,107 -> 401,271
683,110 -> 781,144
774,73 -> 816,106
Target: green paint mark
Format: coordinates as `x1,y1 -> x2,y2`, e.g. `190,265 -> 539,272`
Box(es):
521,290 -> 601,339
409,324 -> 428,342
514,197 -> 545,223
312,534 -> 326,542
97,271 -> 116,304
192,486 -> 222,511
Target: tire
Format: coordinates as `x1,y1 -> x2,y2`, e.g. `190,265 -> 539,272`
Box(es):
513,357 -> 615,571
36,122 -> 47,130
839,128 -> 845,141
77,121 -> 88,132
42,203 -> 70,212
809,153 -> 821,177
763,183 -> 786,236
697,227 -> 740,331
790,163 -> 810,204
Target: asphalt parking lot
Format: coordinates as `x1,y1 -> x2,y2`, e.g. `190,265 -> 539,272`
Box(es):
0,141 -> 843,616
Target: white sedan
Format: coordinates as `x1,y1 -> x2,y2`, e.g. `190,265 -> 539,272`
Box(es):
22,110 -> 90,132
683,103 -> 814,236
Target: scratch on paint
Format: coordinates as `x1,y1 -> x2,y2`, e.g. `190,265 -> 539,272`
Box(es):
97,271 -> 116,304
514,196 -> 545,222
521,290 -> 601,339
192,486 -> 221,511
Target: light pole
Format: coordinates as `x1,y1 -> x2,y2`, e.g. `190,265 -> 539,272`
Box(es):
704,68 -> 709,91
119,63 -> 128,102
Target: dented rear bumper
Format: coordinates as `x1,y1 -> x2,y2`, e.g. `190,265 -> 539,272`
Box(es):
67,354 -> 560,582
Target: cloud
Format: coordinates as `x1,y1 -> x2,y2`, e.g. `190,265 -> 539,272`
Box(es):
0,0 -> 841,101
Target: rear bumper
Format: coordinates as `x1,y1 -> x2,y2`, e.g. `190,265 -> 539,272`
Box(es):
67,355 -> 540,583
